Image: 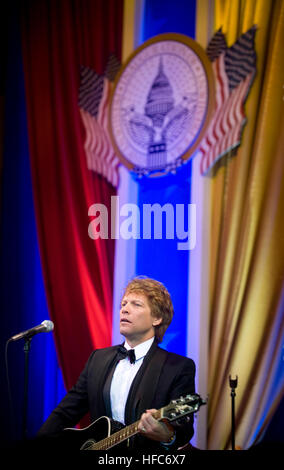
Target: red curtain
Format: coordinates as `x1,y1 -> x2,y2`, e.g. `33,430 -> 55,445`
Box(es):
21,0 -> 123,389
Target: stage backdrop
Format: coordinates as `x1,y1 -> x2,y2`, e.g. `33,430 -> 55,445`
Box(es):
0,0 -> 283,450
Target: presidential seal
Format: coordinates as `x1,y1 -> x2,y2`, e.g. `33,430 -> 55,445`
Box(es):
109,33 -> 215,177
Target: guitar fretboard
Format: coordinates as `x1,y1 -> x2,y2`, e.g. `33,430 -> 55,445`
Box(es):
90,409 -> 162,450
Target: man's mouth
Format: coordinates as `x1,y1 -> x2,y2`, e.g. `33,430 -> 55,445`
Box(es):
120,318 -> 131,324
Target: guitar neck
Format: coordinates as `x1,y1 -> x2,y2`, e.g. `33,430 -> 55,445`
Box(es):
90,409 -> 162,450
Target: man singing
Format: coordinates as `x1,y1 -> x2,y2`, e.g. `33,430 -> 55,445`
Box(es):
38,277 -> 196,451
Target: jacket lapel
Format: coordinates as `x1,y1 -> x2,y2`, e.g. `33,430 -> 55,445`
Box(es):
90,346 -> 118,419
102,344 -> 126,417
124,341 -> 168,424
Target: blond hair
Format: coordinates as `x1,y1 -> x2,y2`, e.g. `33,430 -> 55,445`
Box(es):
123,276 -> 174,342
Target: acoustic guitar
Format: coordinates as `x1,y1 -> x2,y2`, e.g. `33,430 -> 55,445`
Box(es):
64,393 -> 206,450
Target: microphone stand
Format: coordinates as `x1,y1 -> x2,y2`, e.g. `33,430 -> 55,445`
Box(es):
6,321 -> 54,441
22,337 -> 32,440
229,375 -> 238,451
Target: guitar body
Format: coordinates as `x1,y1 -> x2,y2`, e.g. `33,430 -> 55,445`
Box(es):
64,416 -> 125,450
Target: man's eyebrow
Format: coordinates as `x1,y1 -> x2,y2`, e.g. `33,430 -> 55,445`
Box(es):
121,297 -> 145,304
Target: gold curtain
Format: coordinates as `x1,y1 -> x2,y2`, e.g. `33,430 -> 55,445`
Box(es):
208,0 -> 284,449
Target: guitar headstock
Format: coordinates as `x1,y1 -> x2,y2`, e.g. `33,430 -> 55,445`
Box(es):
162,394 -> 206,422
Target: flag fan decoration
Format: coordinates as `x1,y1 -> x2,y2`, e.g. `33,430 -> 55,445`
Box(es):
78,54 -> 121,187
199,26 -> 257,176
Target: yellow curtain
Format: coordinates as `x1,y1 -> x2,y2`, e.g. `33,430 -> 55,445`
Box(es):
208,0 -> 284,449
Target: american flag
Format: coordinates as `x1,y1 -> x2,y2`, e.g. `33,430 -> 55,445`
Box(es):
78,55 -> 121,187
199,26 -> 257,175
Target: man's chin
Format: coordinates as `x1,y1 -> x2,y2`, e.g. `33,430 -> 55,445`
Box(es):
119,325 -> 132,336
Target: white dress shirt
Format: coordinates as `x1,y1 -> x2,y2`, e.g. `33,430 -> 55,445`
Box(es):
110,337 -> 154,424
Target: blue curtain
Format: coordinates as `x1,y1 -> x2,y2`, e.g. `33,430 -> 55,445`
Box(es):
136,0 -> 196,356
0,5 -> 65,444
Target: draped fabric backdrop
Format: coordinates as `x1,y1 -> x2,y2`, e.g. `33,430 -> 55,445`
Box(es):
21,0 -> 123,391
1,0 -> 124,444
208,0 -> 284,449
117,0 -> 284,450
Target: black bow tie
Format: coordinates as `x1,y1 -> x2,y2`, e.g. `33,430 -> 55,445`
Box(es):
117,345 -> 136,364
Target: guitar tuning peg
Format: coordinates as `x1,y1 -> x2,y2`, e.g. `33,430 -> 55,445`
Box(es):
187,395 -> 196,401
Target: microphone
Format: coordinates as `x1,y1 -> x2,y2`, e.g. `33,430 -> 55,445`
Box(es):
9,320 -> 54,342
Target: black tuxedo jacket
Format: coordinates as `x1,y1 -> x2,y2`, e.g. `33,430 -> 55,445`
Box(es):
38,340 -> 196,450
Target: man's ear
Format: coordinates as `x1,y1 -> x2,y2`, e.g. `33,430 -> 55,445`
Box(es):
152,317 -> 162,327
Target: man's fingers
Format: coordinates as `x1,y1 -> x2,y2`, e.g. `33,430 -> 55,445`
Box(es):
143,413 -> 156,426
139,411 -> 157,434
138,409 -> 172,442
138,412 -> 149,433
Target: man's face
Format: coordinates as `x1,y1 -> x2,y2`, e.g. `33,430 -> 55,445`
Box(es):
119,291 -> 162,347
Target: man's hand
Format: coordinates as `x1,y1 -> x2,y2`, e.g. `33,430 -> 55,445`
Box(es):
138,409 -> 175,442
